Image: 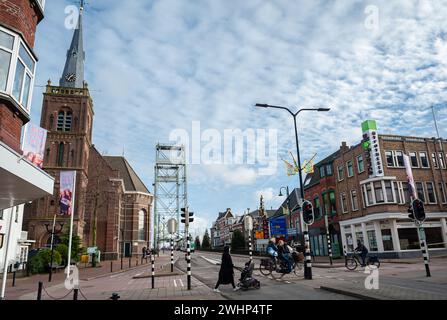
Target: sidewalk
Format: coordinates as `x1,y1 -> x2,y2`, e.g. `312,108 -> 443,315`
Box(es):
1,254 -> 167,300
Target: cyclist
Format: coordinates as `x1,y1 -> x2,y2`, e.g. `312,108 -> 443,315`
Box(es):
354,240 -> 369,267
266,238 -> 278,259
277,240 -> 292,273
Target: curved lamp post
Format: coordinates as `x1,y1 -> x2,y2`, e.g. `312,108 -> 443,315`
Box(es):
255,103 -> 331,280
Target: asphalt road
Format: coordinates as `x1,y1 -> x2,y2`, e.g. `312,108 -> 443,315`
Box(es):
176,251 -> 357,300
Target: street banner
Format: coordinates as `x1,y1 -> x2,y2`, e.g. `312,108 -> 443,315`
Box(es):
59,171 -> 77,279
59,171 -> 76,216
22,122 -> 47,168
403,154 -> 417,200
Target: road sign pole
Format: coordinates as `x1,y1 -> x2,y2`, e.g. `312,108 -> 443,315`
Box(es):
324,213 -> 333,266
151,254 -> 155,289
171,234 -> 174,272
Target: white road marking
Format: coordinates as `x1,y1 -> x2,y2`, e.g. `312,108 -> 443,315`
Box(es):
174,279 -> 177,287
201,256 -> 221,265
179,279 -> 184,287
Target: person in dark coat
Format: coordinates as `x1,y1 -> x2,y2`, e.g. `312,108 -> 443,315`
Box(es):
214,246 -> 239,292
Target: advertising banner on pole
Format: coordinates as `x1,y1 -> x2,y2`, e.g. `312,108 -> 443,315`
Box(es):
403,154 -> 417,200
22,122 -> 47,168
59,171 -> 76,216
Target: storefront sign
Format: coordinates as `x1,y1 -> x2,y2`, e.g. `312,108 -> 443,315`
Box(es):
361,120 -> 384,178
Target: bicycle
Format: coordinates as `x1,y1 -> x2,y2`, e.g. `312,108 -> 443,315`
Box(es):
259,255 -> 304,279
345,252 -> 380,270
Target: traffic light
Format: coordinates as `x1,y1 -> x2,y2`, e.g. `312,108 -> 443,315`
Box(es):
302,200 -> 314,225
181,208 -> 187,224
181,208 -> 194,224
409,199 -> 425,222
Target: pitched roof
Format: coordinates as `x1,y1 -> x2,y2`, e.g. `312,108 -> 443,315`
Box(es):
103,156 -> 150,194
304,149 -> 340,190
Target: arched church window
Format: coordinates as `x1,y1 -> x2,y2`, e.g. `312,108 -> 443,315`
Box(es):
57,111 -> 73,132
49,114 -> 54,129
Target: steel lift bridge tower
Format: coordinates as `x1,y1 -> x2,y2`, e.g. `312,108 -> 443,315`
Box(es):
152,144 -> 187,250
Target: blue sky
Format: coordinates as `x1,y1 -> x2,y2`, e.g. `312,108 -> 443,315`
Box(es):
31,0 -> 447,237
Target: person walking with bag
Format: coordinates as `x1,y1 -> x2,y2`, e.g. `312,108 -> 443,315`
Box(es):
214,246 -> 239,292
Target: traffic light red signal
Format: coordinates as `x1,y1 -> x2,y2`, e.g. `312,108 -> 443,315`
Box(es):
411,199 -> 425,222
302,200 -> 314,225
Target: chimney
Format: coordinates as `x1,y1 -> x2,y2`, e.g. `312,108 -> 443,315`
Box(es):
340,141 -> 349,152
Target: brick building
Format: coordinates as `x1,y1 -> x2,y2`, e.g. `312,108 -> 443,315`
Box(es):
0,0 -> 53,298
303,153 -> 343,258
334,121 -> 447,258
23,2 -> 153,260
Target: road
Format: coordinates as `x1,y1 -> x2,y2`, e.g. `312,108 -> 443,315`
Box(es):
176,251 -> 357,300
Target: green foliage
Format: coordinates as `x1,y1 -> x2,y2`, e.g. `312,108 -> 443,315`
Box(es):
195,236 -> 201,250
55,244 -> 68,265
202,230 -> 211,250
231,229 -> 245,251
60,227 -> 83,262
27,249 -> 62,274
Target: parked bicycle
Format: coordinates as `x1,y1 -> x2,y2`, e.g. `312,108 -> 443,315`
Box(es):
345,251 -> 380,270
259,253 -> 304,279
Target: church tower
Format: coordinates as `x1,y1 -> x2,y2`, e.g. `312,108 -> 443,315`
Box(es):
24,2 -> 93,247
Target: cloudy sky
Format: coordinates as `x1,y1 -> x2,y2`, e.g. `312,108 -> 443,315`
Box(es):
31,0 -> 447,237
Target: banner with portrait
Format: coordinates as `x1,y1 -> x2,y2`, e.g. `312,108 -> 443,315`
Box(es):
59,171 -> 76,216
22,122 -> 47,169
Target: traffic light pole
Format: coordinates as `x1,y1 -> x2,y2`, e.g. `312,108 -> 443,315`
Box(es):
324,213 -> 333,266
186,223 -> 191,290
416,221 -> 431,277
293,115 -> 312,280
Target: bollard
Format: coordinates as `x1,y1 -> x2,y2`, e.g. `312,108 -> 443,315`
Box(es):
121,256 -> 123,270
12,271 -> 16,287
110,293 -> 120,300
136,257 -> 139,266
37,281 -> 43,300
110,261 -> 113,273
129,257 -> 131,268
151,255 -> 155,289
73,288 -> 79,300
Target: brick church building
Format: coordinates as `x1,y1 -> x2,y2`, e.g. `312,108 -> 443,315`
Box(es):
23,2 -> 153,260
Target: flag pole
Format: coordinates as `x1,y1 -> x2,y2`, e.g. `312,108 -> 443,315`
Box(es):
66,172 -> 77,279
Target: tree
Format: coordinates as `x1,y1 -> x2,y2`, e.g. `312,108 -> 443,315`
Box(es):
60,227 -> 83,263
202,230 -> 211,250
231,230 -> 245,251
195,236 -> 201,250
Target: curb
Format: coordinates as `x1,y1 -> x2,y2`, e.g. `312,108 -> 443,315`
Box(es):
320,286 -> 381,300
82,257 -> 175,281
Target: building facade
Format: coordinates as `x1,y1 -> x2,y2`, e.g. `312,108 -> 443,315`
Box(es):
303,153 -> 343,258
334,122 -> 447,258
23,2 -> 152,260
0,0 -> 53,299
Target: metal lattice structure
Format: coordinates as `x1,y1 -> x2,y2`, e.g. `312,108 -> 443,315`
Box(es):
152,144 -> 187,250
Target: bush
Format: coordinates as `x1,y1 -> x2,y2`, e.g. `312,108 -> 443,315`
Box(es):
27,249 -> 62,274
55,244 -> 68,266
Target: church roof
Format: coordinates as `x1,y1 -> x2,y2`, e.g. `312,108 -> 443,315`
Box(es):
59,1 -> 85,88
103,156 -> 150,194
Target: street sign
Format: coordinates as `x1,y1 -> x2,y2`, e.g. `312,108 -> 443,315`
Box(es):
287,228 -> 297,235
244,215 -> 253,231
87,247 -> 97,254
167,218 -> 178,234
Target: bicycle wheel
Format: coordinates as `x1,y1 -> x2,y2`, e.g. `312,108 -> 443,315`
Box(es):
259,261 -> 273,276
293,262 -> 304,276
345,258 -> 358,270
369,259 -> 380,268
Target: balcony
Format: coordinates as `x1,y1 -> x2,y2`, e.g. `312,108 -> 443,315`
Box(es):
0,140 -> 54,210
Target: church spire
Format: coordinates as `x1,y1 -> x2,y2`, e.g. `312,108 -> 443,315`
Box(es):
59,0 -> 85,88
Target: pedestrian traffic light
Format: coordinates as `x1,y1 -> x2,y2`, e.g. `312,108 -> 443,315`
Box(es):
302,200 -> 314,225
410,199 -> 426,222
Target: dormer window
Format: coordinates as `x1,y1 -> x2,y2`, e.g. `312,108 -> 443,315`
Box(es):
57,111 -> 73,131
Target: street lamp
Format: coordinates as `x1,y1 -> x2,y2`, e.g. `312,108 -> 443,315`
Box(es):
45,220 -> 64,282
255,103 -> 331,280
